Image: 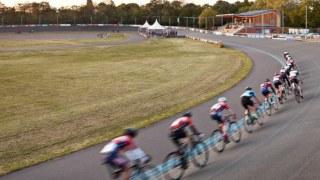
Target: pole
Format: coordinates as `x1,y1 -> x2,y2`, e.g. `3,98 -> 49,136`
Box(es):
106,16 -> 108,24
169,17 -> 171,26
305,0 -> 308,29
135,17 -> 137,25
1,16 -> 3,26
56,14 -> 58,25
212,16 -> 215,30
20,15 -> 23,25
193,17 -> 195,28
73,16 -> 76,25
91,16 -> 93,24
282,9 -> 284,34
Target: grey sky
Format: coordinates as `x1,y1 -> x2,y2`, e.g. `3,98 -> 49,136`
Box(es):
1,0 -> 240,8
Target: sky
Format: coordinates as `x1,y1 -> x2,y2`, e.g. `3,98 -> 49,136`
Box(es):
1,0 -> 240,8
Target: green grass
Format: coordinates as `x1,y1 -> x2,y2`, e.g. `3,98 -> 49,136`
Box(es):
0,33 -> 127,49
0,38 -> 252,175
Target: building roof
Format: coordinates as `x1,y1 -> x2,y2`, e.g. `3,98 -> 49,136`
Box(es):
237,10 -> 276,17
217,9 -> 277,18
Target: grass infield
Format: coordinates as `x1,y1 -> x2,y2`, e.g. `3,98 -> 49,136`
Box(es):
0,38 -> 252,175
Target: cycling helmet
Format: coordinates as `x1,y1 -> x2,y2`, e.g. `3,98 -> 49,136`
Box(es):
265,78 -> 270,82
182,111 -> 192,117
284,51 -> 289,55
218,97 -> 227,102
124,128 -> 138,138
280,69 -> 285,73
245,86 -> 252,91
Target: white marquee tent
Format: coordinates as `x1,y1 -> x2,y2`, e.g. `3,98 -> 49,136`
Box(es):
148,19 -> 166,30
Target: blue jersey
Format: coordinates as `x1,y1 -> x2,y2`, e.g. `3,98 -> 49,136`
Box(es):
241,90 -> 256,98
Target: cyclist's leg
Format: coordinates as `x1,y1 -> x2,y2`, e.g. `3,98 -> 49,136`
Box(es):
170,129 -> 188,168
211,113 -> 228,142
109,155 -> 130,180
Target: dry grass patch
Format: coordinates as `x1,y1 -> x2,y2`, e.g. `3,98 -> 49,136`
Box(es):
0,38 -> 252,175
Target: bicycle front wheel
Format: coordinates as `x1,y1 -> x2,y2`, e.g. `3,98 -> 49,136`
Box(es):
229,122 -> 241,143
243,115 -> 254,134
190,142 -> 209,168
210,129 -> 225,153
163,152 -> 185,180
294,89 -> 301,103
264,101 -> 272,116
132,164 -> 162,180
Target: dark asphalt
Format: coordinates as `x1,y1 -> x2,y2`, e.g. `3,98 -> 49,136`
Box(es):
1,30 -> 319,180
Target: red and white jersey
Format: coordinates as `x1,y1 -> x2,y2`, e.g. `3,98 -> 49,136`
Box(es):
273,75 -> 281,82
260,82 -> 273,89
170,117 -> 192,130
210,102 -> 230,114
112,135 -> 134,148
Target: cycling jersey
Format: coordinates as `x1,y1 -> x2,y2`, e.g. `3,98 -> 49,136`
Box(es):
241,90 -> 256,98
273,75 -> 281,82
260,82 -> 272,90
210,102 -> 230,115
170,117 -> 192,131
289,70 -> 299,77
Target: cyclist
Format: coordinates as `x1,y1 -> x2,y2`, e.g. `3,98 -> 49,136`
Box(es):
210,97 -> 236,143
100,128 -> 140,180
283,51 -> 291,62
240,87 -> 262,123
169,112 -> 203,168
289,69 -> 304,99
280,67 -> 291,87
272,73 -> 284,103
260,78 -> 276,103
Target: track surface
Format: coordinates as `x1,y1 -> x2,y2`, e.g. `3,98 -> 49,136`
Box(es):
1,30 -> 320,180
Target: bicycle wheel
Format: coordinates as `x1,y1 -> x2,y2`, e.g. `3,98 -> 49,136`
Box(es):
273,95 -> 280,110
294,89 -> 301,103
264,101 -> 272,116
133,164 -> 162,180
163,152 -> 185,180
229,122 -> 241,143
243,115 -> 254,133
190,142 -> 209,168
256,107 -> 265,126
210,129 -> 225,153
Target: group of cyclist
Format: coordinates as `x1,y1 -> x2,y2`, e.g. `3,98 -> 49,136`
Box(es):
100,51 -> 303,180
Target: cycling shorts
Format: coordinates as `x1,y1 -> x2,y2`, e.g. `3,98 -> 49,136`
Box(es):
105,153 -> 129,170
210,113 -> 223,124
169,128 -> 187,148
261,88 -> 270,97
241,96 -> 254,109
290,78 -> 299,84
273,80 -> 282,89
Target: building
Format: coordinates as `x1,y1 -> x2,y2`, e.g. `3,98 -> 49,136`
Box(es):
217,9 -> 282,34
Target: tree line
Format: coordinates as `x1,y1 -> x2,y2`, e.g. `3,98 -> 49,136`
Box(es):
0,0 -> 319,29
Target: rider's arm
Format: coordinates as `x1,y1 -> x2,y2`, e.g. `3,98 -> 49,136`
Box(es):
189,125 -> 201,136
254,96 -> 262,105
227,109 -> 237,119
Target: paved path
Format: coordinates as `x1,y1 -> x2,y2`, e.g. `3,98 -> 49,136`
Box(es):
1,30 -> 319,180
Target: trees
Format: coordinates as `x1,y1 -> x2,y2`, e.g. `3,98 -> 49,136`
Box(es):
198,7 -> 217,29
0,0 -> 318,29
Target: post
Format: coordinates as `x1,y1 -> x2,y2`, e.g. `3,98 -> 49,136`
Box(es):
205,17 -> 208,30
262,14 -> 264,34
193,17 -> 195,28
20,15 -> 23,25
73,16 -> 76,25
169,17 -> 171,26
1,16 -> 4,26
186,17 -> 188,28
134,17 -> 137,25
56,14 -> 59,25
106,16 -> 108,24
212,16 -> 215,30
91,16 -> 93,24
38,15 -> 41,25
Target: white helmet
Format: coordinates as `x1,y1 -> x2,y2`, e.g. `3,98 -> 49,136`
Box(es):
218,97 -> 227,102
280,69 -> 285,73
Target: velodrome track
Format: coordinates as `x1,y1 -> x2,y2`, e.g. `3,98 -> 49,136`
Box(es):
1,29 -> 320,180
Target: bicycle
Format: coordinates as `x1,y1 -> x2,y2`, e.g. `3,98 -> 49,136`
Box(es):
105,149 -> 160,180
263,92 -> 280,116
291,81 -> 302,103
163,134 -> 209,180
243,105 -> 265,133
210,114 -> 241,153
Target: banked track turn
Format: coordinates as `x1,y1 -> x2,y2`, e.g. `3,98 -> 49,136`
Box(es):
1,30 -> 320,180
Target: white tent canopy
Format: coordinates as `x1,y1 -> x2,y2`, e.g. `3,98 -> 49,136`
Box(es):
140,20 -> 150,28
148,19 -> 166,30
